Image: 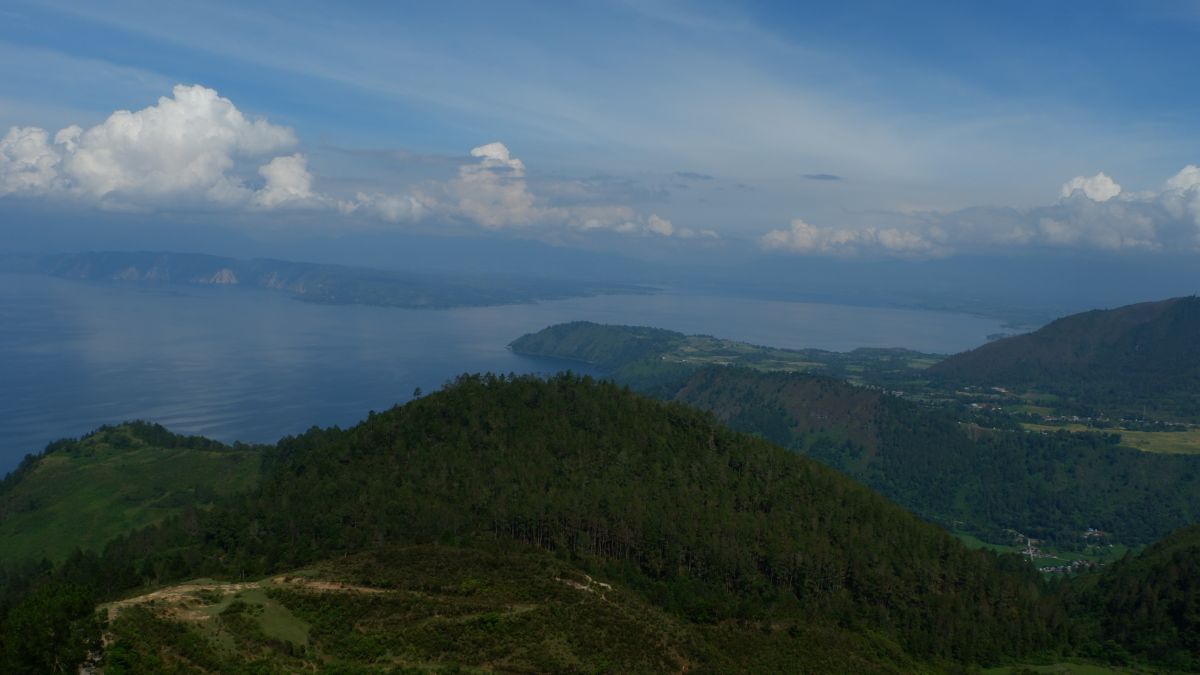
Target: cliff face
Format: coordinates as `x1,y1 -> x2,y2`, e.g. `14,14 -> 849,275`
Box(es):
193,268 -> 239,285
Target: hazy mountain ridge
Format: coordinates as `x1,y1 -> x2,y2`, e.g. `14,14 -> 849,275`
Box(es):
38,251 -> 654,309
930,296 -> 1200,419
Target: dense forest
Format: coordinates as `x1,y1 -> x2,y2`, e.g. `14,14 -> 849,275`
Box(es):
673,367 -> 1200,548
512,322 -> 1200,549
1,374 -> 1072,672
930,296 -> 1200,420
38,251 -> 650,309
1065,523 -> 1200,671
1,376 -> 1197,670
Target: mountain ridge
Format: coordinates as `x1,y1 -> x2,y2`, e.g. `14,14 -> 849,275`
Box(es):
930,295 -> 1200,419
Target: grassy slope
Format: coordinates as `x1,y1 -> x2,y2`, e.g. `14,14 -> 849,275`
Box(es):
0,424 -> 259,562
101,544 -> 926,674
1023,423 -> 1200,455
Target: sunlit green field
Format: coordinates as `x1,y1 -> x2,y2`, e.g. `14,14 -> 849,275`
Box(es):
1023,423 -> 1200,454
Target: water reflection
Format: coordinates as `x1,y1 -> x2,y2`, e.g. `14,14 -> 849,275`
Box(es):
0,273 -> 1006,472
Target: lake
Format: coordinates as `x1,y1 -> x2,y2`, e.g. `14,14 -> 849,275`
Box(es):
0,273 -> 1007,473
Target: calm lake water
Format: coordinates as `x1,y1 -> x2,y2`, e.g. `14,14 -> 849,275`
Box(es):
0,273 -> 1006,473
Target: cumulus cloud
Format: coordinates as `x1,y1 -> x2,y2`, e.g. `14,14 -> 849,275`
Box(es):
449,141 -> 542,228
1060,172 -> 1121,202
424,141 -> 691,237
253,153 -> 317,208
0,84 -> 302,209
0,127 -> 62,195
763,166 -> 1200,257
1,85 -> 702,241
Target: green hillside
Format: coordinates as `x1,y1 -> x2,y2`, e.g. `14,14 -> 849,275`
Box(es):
510,320 -> 940,393
929,296 -> 1200,420
671,367 -> 1200,549
1065,523 -> 1200,671
98,544 -> 930,674
1,375 -> 1061,672
0,422 -> 260,563
511,322 -> 1200,550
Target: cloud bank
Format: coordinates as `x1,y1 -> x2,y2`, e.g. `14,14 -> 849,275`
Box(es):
0,84 -> 696,239
762,168 -> 1200,257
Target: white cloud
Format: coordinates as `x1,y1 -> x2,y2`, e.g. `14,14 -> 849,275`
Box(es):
646,214 -> 674,236
1060,172 -> 1121,202
469,141 -> 525,173
66,84 -> 295,205
1162,164 -> 1200,228
0,84 -> 303,209
253,153 -> 318,208
0,126 -> 62,195
450,141 -> 544,228
1,85 -> 703,242
762,166 -> 1200,256
762,218 -> 939,256
350,190 -> 429,222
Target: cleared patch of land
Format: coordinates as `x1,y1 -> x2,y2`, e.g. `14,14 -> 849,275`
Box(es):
1023,423 -> 1200,454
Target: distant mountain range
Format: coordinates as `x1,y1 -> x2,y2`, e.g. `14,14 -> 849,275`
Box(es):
36,250 -> 653,309
930,296 -> 1200,419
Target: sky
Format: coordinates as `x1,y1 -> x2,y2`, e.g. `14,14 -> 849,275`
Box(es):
2,0 -> 1200,262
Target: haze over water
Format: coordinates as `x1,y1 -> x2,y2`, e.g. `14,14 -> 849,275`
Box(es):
0,273 -> 1007,473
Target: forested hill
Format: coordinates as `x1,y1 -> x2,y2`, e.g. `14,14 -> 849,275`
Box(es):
512,322 -> 1200,548
929,296 -> 1200,419
38,251 -> 650,309
671,367 -> 1200,548
1,374 -> 1061,672
1068,523 -> 1200,670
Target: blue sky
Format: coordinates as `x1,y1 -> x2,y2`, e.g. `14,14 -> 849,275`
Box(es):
2,0 -> 1200,258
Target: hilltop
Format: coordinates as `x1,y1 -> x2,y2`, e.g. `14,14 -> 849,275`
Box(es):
930,296 -> 1200,420
0,422 -> 260,563
1,374 -> 1058,672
